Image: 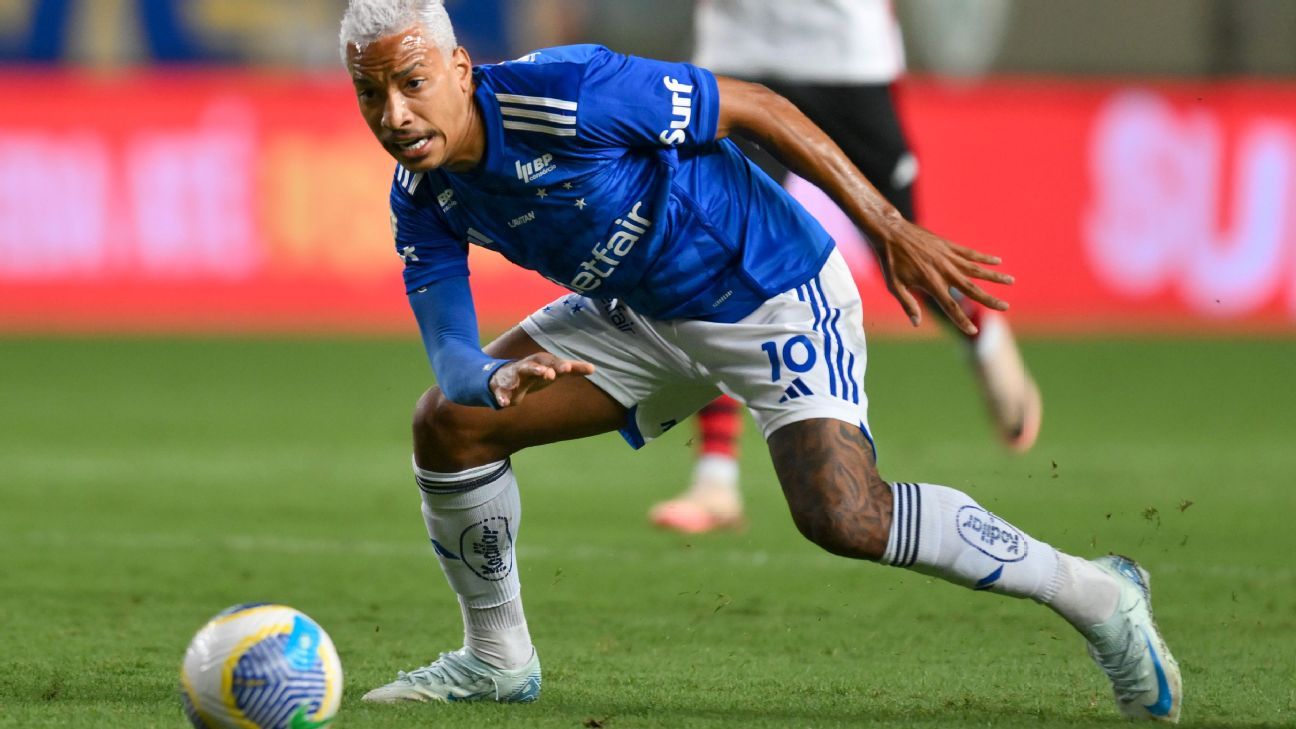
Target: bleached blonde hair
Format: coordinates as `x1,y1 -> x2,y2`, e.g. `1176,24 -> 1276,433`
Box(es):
339,0 -> 458,63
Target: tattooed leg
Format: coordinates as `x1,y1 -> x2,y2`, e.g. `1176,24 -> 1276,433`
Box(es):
767,417 -> 1104,620
767,418 -> 892,560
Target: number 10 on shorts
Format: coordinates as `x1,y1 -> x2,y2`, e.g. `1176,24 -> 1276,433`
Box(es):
761,335 -> 817,382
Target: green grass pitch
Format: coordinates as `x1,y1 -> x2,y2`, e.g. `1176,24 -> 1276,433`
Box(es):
1,337 -> 1294,728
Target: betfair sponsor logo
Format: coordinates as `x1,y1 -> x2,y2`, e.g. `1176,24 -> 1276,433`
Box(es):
568,201 -> 652,293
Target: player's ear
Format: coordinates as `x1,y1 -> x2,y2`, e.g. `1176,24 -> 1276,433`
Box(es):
452,46 -> 473,92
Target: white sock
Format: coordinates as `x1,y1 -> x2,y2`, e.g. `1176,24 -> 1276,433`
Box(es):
689,454 -> 740,497
883,482 -> 1118,627
415,457 -> 534,669
1049,553 -> 1122,630
458,596 -> 532,669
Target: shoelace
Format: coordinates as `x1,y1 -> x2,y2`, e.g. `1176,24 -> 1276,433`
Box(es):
1092,637 -> 1149,701
398,650 -> 484,691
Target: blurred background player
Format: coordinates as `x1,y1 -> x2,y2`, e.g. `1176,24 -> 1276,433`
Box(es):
650,0 -> 1043,534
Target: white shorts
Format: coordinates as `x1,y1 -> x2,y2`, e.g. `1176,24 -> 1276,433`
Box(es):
521,248 -> 873,449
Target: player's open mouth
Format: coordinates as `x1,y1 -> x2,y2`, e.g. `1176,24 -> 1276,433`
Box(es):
399,137 -> 429,151
388,136 -> 435,160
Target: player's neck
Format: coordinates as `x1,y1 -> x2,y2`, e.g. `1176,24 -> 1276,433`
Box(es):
444,85 -> 486,173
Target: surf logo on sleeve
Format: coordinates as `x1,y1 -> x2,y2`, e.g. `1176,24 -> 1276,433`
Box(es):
658,76 -> 695,146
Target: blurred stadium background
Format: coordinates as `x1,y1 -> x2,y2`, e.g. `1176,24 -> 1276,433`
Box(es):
3,2 -> 1296,727
3,0 -> 1296,334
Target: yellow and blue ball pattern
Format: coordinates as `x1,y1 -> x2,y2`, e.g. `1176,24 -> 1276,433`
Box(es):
180,604 -> 342,729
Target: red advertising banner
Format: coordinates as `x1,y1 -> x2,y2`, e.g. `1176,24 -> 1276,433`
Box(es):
0,71 -> 410,334
897,78 -> 1296,334
1,71 -> 1294,335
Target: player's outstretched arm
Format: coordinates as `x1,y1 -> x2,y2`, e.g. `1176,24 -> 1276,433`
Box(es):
409,277 -> 512,408
409,276 -> 594,409
713,77 -> 1012,335
489,354 -> 596,408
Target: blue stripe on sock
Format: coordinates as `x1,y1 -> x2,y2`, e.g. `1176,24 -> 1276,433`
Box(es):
415,460 -> 512,494
895,482 -> 911,566
907,482 -> 917,568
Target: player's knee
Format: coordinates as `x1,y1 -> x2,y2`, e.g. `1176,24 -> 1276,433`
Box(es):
412,387 -> 495,470
412,387 -> 457,448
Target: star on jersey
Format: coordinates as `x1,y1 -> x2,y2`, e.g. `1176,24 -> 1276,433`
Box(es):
536,188 -> 548,198
575,198 -> 587,210
562,182 -> 574,190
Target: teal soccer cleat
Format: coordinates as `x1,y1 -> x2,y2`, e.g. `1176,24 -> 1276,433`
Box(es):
361,647 -> 541,704
1083,556 -> 1182,722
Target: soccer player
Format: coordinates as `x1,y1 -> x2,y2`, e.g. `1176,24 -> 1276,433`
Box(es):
341,0 -> 1181,721
650,0 -> 1043,534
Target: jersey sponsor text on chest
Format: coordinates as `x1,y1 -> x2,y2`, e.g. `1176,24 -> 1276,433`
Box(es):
569,201 -> 652,292
515,154 -> 556,183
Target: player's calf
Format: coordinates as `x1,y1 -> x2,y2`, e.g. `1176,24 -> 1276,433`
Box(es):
768,417 -> 1117,624
768,418 -> 893,559
768,417 -> 1181,720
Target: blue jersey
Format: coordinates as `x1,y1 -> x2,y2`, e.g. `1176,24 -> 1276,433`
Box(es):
390,44 -> 835,324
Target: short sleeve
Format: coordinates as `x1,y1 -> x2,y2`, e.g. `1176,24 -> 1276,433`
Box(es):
389,176 -> 469,294
575,47 -> 719,150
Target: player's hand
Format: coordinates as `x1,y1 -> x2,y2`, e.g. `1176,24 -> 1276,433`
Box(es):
489,353 -> 596,408
874,219 -> 1014,336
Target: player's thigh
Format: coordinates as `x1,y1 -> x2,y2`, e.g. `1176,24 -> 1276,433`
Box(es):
519,296 -> 722,450
484,323 -> 630,438
673,250 -> 893,554
414,324 -> 628,468
675,249 -> 875,448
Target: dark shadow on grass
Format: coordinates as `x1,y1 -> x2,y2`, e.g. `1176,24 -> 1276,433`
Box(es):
558,696 -> 1290,728
559,697 -> 1085,727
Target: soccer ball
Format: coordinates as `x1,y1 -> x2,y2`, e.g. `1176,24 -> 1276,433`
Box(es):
180,604 -> 343,729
